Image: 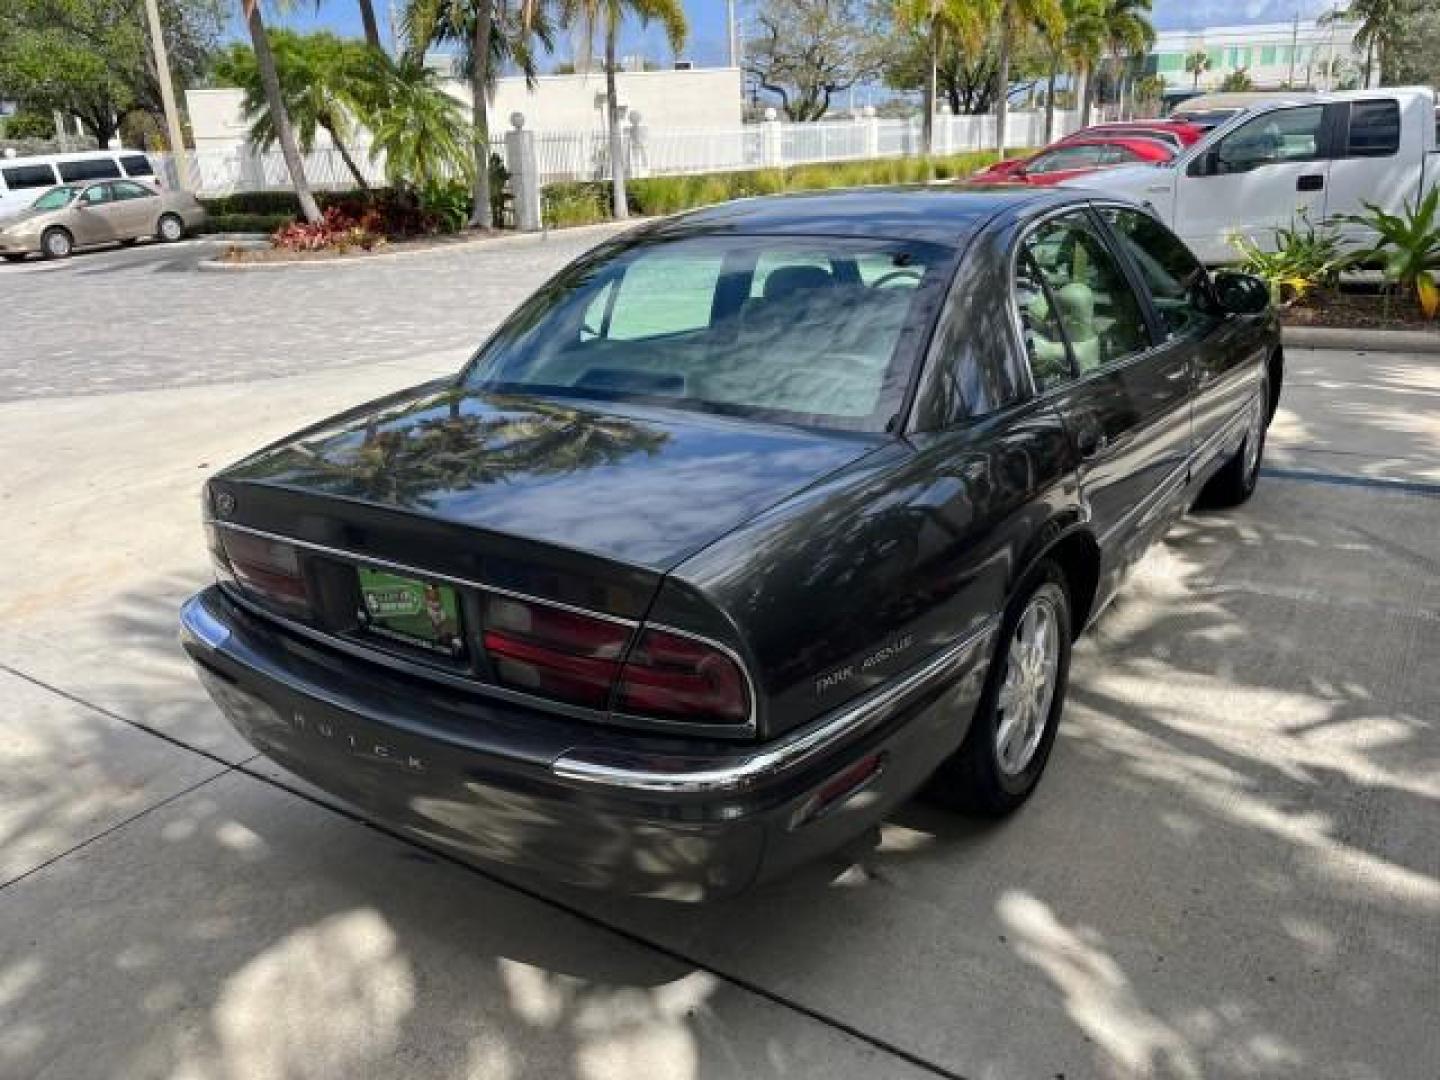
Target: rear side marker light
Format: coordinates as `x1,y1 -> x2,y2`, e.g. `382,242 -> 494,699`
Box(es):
790,752 -> 886,829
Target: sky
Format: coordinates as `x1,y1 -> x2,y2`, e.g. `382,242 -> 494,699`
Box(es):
254,0 -> 1342,66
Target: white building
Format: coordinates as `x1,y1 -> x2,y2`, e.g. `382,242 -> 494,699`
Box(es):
186,65 -> 743,156
1145,19 -> 1367,92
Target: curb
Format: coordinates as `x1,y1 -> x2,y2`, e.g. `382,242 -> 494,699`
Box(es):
194,220 -> 634,272
1282,325 -> 1440,354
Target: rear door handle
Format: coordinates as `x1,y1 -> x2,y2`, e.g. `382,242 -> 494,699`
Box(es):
1297,174 -> 1324,192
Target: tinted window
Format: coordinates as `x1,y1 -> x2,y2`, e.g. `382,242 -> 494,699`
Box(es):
467,235 -> 952,431
1022,213 -> 1151,373
111,179 -> 156,200
120,154 -> 154,177
2,164 -> 59,190
1210,106 -> 1325,174
57,157 -> 121,182
1347,100 -> 1400,157
1029,145 -> 1109,174
1015,251 -> 1075,391
1101,207 -> 1219,338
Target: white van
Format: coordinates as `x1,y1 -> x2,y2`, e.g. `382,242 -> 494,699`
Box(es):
1062,87 -> 1440,263
0,150 -> 161,222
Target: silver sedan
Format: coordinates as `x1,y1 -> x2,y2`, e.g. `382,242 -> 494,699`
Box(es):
0,179 -> 207,261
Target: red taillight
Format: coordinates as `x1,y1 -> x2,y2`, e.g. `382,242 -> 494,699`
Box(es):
219,530 -> 310,616
615,628 -> 749,726
482,597 -> 751,726
482,597 -> 630,709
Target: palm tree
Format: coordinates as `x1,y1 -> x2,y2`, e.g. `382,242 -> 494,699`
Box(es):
403,0 -> 554,229
1048,0 -> 1103,140
357,0 -> 384,49
1184,47 -> 1210,90
239,0 -> 322,224
895,0 -> 991,156
994,0 -> 1063,156
1096,0 -> 1153,121
1323,0 -> 1399,86
367,58 -> 475,190
564,0 -> 687,221
216,32 -> 377,192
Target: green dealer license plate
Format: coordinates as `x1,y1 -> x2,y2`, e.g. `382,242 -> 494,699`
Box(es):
356,568 -> 465,658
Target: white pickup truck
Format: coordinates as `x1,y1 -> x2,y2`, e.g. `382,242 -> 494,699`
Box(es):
1061,86 -> 1440,263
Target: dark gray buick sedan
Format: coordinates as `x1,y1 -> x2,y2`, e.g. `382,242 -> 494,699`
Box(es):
181,187 -> 1281,899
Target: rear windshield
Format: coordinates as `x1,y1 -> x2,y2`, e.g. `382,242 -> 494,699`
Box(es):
463,233 -> 954,432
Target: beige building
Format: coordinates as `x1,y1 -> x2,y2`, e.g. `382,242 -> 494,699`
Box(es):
1146,19 -> 1367,92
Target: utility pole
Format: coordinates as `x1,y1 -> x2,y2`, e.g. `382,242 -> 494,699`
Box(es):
727,0 -> 738,68
142,0 -> 190,189
389,0 -> 402,56
1286,11 -> 1299,87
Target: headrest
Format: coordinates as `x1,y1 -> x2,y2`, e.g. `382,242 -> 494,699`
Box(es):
763,265 -> 833,302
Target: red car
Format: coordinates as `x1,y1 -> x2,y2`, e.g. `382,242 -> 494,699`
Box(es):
972,121 -> 1202,182
969,136 -> 1175,186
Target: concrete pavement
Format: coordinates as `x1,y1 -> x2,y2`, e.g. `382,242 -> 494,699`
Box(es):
1,239 -> 1436,1079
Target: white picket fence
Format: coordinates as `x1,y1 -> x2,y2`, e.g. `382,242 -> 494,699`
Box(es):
152,109 -> 1083,197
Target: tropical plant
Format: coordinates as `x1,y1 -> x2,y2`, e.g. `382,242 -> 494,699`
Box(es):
993,0 -> 1062,155
216,31 -> 379,192
403,0 -> 554,229
366,57 -> 474,192
1219,67 -> 1253,92
272,204 -> 384,252
1321,0 -> 1400,87
1094,0 -> 1152,124
1335,188 -> 1440,319
894,0 -> 991,155
1184,47 -> 1209,89
1228,209 -> 1347,307
563,0 -> 686,220
1049,0 -> 1103,140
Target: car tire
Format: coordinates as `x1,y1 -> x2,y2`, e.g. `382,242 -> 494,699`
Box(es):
1199,369 -> 1269,509
157,214 -> 185,243
929,560 -> 1072,817
41,227 -> 74,260
120,238 -> 139,247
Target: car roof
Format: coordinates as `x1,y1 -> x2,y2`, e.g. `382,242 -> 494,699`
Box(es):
643,186 -> 1080,245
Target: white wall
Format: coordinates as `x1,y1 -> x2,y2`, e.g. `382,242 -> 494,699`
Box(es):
187,67 -> 744,155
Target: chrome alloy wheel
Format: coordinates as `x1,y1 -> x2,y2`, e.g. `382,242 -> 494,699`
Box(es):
994,594 -> 1061,777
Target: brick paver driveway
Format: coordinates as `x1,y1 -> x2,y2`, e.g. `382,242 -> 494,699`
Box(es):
0,225 -> 629,401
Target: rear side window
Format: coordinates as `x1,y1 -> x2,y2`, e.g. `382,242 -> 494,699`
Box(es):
57,157 -> 121,182
111,180 -> 156,200
1346,100 -> 1400,157
2,164 -> 58,190
120,154 -> 154,177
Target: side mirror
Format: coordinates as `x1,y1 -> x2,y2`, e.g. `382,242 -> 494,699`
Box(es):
1211,270 -> 1271,315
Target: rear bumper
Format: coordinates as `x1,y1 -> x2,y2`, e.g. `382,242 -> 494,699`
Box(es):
181,586 -> 995,899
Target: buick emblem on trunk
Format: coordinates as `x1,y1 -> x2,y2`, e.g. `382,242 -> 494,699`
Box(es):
215,491 -> 236,517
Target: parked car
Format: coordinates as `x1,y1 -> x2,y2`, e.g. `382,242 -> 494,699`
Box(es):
0,149 -> 162,221
1068,87 -> 1439,262
1168,91 -> 1316,130
970,136 -> 1174,186
971,124 -> 1198,183
181,187 -> 1281,899
1070,120 -> 1207,150
0,179 -> 205,261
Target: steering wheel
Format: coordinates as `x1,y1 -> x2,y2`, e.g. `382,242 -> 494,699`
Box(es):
869,269 -> 922,289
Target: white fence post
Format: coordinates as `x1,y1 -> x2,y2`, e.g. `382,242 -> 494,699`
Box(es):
761,108 -> 783,169
504,112 -> 542,232
628,111 -> 650,179
863,106 -> 879,158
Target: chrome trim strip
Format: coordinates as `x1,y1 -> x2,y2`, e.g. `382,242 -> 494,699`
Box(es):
206,520 -> 640,628
551,616 -> 999,796
179,594 -> 231,649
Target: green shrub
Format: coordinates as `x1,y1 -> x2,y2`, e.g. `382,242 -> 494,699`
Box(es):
198,212 -> 295,235
1229,209 -> 1348,306
543,183 -> 610,228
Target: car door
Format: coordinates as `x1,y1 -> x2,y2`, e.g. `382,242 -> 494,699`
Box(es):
108,180 -> 161,238
1174,103 -> 1338,262
70,183 -> 122,245
1017,209 -> 1193,568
